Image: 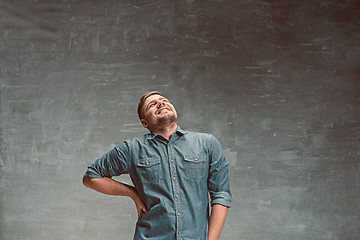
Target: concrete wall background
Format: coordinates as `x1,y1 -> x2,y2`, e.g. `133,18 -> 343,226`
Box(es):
1,0 -> 359,239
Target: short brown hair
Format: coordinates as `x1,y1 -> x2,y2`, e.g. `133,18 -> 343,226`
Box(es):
137,91 -> 163,120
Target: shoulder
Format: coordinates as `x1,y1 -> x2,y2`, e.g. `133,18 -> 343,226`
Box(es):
185,130 -> 225,150
185,130 -> 215,138
181,130 -> 223,156
114,134 -> 150,151
182,130 -> 217,144
123,133 -> 150,145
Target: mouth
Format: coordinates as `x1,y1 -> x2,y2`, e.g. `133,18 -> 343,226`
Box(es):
157,107 -> 170,114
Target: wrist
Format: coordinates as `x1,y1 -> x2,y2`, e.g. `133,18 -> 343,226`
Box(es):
128,186 -> 139,200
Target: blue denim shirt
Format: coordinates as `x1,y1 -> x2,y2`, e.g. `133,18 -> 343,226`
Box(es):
84,126 -> 231,240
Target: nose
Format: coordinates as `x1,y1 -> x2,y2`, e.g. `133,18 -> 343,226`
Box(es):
158,101 -> 165,108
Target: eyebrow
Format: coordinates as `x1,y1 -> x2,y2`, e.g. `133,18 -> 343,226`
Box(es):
145,97 -> 167,111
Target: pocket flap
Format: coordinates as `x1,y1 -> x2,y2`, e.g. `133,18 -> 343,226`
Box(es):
137,158 -> 160,167
184,154 -> 206,163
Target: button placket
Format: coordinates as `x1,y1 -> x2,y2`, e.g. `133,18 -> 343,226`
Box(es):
167,142 -> 182,237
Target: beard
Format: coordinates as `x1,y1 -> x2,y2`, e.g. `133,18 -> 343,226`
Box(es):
158,112 -> 177,127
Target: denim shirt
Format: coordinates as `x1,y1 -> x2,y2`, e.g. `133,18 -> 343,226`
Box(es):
84,126 -> 231,240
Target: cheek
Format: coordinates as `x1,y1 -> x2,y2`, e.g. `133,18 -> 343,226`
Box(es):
170,106 -> 177,116
146,109 -> 157,118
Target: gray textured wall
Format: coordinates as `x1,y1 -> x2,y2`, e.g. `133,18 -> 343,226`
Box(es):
1,0 -> 359,239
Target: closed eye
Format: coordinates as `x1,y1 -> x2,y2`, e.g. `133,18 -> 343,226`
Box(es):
148,103 -> 156,109
146,98 -> 170,111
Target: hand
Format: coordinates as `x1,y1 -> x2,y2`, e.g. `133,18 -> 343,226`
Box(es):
134,196 -> 148,217
129,187 -> 148,217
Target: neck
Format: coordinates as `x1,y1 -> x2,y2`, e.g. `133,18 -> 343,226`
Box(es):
151,123 -> 178,140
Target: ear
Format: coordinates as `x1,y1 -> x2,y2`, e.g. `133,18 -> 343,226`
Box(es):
141,119 -> 149,129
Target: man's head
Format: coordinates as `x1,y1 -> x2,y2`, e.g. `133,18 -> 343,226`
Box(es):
137,91 -> 178,131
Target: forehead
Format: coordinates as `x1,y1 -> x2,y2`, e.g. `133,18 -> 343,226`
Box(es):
144,94 -> 167,104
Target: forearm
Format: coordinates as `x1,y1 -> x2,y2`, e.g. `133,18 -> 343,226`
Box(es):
83,177 -> 148,216
208,204 -> 229,240
83,177 -> 137,199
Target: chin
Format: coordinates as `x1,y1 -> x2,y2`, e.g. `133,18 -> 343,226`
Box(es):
158,114 -> 177,125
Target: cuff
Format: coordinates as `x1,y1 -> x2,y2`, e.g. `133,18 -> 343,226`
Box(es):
210,191 -> 232,208
83,168 -> 103,179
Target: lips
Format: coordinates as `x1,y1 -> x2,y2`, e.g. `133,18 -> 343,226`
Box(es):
157,107 -> 170,114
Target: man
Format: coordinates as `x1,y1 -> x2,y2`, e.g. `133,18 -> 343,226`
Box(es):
83,91 -> 231,240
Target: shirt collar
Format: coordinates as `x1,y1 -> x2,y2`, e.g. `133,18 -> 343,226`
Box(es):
148,125 -> 187,140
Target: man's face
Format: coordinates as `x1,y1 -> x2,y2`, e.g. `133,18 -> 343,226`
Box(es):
141,94 -> 178,130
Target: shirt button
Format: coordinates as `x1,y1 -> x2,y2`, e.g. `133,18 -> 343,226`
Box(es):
172,177 -> 176,180
177,212 -> 181,216
175,194 -> 179,198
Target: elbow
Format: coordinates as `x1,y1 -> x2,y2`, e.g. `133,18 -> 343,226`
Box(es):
82,176 -> 92,188
83,176 -> 103,189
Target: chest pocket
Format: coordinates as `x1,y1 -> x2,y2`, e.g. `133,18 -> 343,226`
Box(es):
183,154 -> 207,179
136,158 -> 162,183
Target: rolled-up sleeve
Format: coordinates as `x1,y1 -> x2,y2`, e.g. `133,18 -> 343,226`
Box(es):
208,135 -> 232,208
83,142 -> 130,179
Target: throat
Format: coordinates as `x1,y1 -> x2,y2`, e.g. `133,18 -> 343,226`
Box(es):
152,123 -> 178,141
